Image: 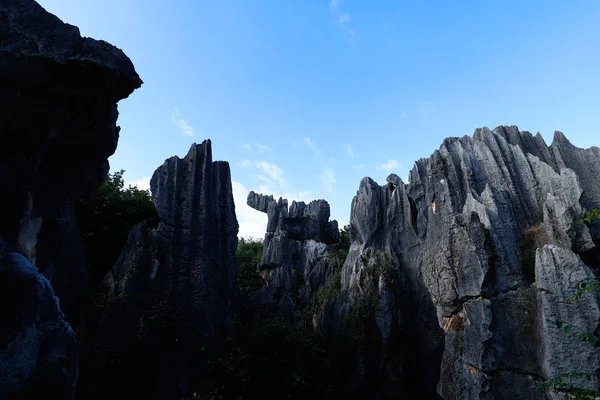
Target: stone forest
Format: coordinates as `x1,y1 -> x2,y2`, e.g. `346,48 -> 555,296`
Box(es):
1,1 -> 599,399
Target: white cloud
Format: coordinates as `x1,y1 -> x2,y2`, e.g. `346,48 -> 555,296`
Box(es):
171,106 -> 195,136
320,169 -> 336,193
257,144 -> 271,154
352,164 -> 365,170
337,13 -> 351,24
243,143 -> 252,151
346,144 -> 354,158
241,160 -> 252,168
329,0 -> 341,10
304,137 -> 322,158
255,161 -> 286,186
125,176 -> 152,191
232,181 -> 268,240
380,159 -> 401,171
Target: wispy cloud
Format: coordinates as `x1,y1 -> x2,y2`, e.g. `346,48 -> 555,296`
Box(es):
171,106 -> 195,136
255,161 -> 287,186
380,159 -> 401,171
346,144 -> 354,158
232,181 -> 268,240
320,169 -> 336,193
243,143 -> 252,151
336,13 -> 351,24
241,160 -> 253,168
352,164 -> 365,170
304,137 -> 322,158
329,0 -> 341,10
125,176 -> 152,191
257,144 -> 271,154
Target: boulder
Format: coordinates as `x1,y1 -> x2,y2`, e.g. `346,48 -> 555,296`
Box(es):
0,241 -> 78,399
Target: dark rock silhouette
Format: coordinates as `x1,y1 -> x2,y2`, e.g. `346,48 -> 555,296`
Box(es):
0,0 -> 142,318
80,140 -> 238,400
0,0 -> 141,398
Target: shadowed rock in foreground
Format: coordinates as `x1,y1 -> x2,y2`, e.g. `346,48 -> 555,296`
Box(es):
80,140 -> 238,400
0,0 -> 141,398
337,126 -> 600,399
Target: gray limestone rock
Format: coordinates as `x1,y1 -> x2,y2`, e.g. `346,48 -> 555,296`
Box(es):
0,245 -> 78,399
246,192 -> 340,318
81,140 -> 239,400
341,125 -> 600,399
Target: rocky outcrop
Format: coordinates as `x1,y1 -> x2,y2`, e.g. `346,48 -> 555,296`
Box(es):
0,1 -> 141,398
0,0 -> 142,318
0,240 -> 79,399
340,126 -> 600,399
80,140 -> 238,400
246,192 -> 340,316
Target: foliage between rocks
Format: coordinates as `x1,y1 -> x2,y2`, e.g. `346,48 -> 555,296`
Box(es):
539,209 -> 600,399
236,237 -> 265,298
191,233 -> 392,399
74,170 -> 159,291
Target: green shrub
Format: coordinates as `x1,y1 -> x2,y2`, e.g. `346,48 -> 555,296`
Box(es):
75,170 -> 159,291
236,237 -> 264,298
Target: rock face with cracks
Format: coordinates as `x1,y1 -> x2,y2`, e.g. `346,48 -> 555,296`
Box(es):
246,192 -> 340,317
79,140 -> 239,400
0,0 -> 141,398
339,126 -> 600,399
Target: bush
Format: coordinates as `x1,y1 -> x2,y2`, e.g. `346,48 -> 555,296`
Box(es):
236,237 -> 264,298
74,170 -> 159,290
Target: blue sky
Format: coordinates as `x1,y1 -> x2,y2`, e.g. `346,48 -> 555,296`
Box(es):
38,0 -> 600,238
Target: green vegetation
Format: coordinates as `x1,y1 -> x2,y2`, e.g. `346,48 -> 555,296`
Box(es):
192,232 -> 395,399
75,169 -> 159,290
538,208 -> 600,399
328,224 -> 350,265
236,237 -> 265,297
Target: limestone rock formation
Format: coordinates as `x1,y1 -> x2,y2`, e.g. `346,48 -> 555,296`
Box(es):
0,240 -> 79,399
246,192 -> 340,315
0,1 -> 141,398
0,0 -> 142,318
80,140 -> 239,400
339,125 -> 600,399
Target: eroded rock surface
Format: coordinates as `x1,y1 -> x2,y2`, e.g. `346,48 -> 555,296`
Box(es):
247,192 -> 340,316
340,126 -> 600,399
80,140 -> 238,400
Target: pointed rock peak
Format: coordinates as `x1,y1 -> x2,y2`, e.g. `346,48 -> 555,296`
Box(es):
552,130 -> 572,147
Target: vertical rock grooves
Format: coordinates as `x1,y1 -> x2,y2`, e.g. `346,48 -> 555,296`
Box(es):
79,140 -> 239,400
343,125 -> 600,399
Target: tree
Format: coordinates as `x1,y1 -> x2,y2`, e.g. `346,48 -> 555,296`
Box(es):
236,237 -> 264,298
75,170 -> 159,291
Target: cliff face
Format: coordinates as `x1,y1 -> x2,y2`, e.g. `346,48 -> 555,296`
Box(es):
80,141 -> 239,400
341,126 -> 600,399
0,1 -> 141,398
0,0 -> 142,318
